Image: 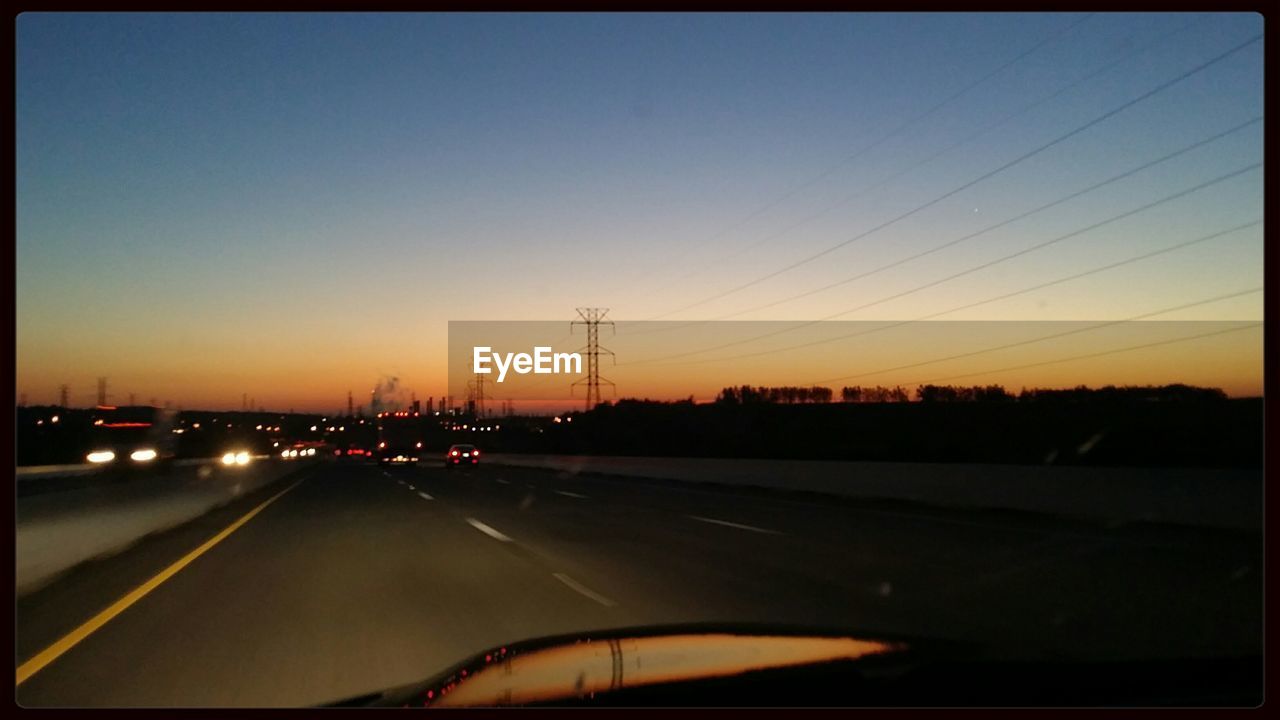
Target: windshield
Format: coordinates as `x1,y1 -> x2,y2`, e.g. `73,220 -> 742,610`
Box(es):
15,11 -> 1263,709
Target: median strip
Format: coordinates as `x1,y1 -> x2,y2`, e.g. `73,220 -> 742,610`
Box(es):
16,478 -> 305,686
552,572 -> 616,607
687,515 -> 783,535
465,518 -> 513,543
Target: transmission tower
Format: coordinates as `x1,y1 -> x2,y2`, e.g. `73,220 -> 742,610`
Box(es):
466,375 -> 489,418
570,307 -> 616,411
475,372 -> 487,417
59,384 -> 69,408
97,377 -> 108,406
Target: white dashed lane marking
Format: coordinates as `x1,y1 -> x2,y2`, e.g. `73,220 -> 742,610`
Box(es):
554,490 -> 588,499
417,491 -> 434,501
552,573 -> 616,607
465,518 -> 513,543
687,515 -> 783,535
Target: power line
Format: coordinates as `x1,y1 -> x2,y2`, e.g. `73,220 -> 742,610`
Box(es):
641,14 -> 1196,304
715,115 -> 1261,320
901,322 -> 1262,387
643,32 -> 1262,321
631,112 -> 1259,338
626,13 -> 1097,295
804,286 -> 1262,386
623,162 -> 1260,367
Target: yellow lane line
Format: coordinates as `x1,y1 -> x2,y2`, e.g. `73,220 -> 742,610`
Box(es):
16,479 -> 305,686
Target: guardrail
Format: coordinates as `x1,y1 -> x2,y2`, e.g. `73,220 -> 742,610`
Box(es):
485,454 -> 1262,533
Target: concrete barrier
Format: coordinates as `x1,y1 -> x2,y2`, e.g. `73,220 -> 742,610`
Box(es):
16,458 -> 316,595
14,458 -> 257,497
485,454 -> 1261,532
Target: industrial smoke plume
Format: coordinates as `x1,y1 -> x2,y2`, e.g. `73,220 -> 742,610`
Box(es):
369,375 -> 407,414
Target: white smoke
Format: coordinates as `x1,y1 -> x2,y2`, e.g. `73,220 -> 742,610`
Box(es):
369,375 -> 408,414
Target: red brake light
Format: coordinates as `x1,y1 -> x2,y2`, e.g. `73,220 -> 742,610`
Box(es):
450,450 -> 459,456
472,450 -> 480,457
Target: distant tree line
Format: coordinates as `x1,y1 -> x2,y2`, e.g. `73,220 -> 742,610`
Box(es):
1014,383 -> 1227,403
716,385 -> 834,404
715,383 -> 1227,405
840,385 -> 911,403
916,384 -> 1013,403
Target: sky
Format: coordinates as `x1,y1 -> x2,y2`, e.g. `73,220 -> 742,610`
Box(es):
15,13 -> 1264,412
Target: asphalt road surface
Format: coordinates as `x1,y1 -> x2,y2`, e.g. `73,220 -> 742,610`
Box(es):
16,460 -> 1262,707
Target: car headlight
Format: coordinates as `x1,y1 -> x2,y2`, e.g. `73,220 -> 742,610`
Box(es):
236,451 -> 251,465
222,452 -> 237,465
87,450 -> 116,464
130,449 -> 158,462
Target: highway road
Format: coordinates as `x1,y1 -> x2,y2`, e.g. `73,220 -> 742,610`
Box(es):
15,459 -> 1262,707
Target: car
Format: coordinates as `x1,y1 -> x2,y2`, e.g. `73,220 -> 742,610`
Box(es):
325,623 -> 1264,707
280,443 -> 318,460
219,449 -> 253,467
337,444 -> 372,460
444,444 -> 479,467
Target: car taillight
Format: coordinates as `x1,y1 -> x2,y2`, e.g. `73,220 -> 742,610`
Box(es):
450,450 -> 459,456
472,450 -> 480,457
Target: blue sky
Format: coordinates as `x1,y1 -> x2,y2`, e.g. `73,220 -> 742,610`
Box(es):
16,13 -> 1264,409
